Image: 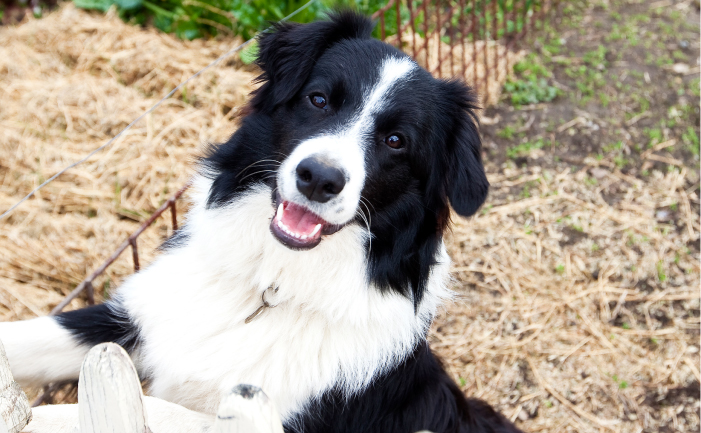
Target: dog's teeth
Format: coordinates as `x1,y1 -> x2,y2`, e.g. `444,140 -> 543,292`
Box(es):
301,235 -> 308,240
277,203 -> 284,221
311,224 -> 322,236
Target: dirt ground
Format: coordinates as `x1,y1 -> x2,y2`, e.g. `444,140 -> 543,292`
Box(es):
0,1 -> 699,433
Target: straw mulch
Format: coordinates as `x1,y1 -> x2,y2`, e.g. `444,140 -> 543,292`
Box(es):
440,163 -> 699,432
0,3 -> 255,318
1,4 -> 699,433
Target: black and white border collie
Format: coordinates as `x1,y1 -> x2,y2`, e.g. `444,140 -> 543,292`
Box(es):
1,12 -> 522,433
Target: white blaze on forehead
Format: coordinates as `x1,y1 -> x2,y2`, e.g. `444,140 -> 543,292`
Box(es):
346,56 -> 416,139
277,56 -> 416,226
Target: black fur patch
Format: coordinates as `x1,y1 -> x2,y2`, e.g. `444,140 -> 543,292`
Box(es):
285,342 -> 522,433
55,302 -> 139,353
203,113 -> 277,208
159,229 -> 191,251
253,11 -> 375,112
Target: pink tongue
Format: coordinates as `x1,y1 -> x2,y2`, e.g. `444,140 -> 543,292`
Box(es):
281,202 -> 325,234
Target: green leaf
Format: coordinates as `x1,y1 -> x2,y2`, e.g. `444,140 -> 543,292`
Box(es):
154,14 -> 173,32
143,0 -> 176,18
73,0 -> 114,12
175,20 -> 201,40
115,0 -> 142,11
240,41 -> 259,65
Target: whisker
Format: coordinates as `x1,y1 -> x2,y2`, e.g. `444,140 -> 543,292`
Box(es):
239,169 -> 279,183
236,159 -> 281,179
357,199 -> 373,255
360,195 -> 377,214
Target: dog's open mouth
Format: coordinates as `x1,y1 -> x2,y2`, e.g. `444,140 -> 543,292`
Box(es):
270,200 -> 344,250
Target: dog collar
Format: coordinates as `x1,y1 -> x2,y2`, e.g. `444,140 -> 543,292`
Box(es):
244,285 -> 279,324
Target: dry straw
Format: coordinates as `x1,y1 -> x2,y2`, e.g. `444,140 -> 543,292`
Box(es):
0,4 -> 699,433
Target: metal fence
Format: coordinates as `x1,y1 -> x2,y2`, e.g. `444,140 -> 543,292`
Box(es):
372,0 -> 562,103
33,0 -> 561,406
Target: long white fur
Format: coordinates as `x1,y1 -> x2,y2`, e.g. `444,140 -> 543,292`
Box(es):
0,317 -> 88,387
278,57 -> 416,225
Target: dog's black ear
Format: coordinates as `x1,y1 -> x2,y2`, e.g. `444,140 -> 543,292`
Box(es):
251,11 -> 374,112
441,80 -> 489,217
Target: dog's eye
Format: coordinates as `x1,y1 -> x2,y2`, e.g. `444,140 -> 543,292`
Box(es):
310,94 -> 327,109
384,135 -> 403,149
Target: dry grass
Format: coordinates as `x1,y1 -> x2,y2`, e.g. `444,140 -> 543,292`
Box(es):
0,3 -> 254,318
0,4 -> 699,433
440,163 -> 700,432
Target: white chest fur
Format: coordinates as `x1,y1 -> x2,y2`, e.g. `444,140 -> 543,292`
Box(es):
117,177 -> 452,420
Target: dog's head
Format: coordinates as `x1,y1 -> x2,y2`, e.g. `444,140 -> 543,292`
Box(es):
205,12 -> 488,303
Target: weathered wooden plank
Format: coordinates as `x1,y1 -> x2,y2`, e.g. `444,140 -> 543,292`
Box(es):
25,395 -> 214,433
0,340 -> 32,433
21,404 -> 78,433
77,343 -> 147,433
140,396 -> 212,433
214,384 -> 284,433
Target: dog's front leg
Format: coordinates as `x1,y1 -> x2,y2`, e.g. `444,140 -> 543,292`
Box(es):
0,302 -> 137,388
0,316 -> 88,388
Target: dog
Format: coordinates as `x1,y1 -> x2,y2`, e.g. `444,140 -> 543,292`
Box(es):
1,12 -> 523,433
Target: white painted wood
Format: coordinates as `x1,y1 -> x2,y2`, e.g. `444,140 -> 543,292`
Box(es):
24,397 -> 212,433
21,404 -> 78,433
21,343 -> 292,433
214,385 -> 284,433
77,343 -> 148,433
140,397 -> 212,433
0,340 -> 32,433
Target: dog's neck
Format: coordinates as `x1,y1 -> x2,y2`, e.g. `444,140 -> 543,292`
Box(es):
182,176 -> 453,322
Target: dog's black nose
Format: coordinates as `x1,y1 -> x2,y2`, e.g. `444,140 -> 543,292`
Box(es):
296,157 -> 346,203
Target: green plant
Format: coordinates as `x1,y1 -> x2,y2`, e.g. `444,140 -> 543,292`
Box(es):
504,78 -> 559,106
611,374 -> 629,389
682,126 -> 700,155
72,0 -> 390,40
498,125 -> 517,140
504,53 -> 559,106
645,128 -> 663,147
657,261 -> 666,282
70,0 -> 549,42
507,138 -> 548,158
583,45 -> 608,68
240,41 -> 259,64
690,78 -> 700,98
